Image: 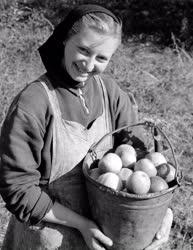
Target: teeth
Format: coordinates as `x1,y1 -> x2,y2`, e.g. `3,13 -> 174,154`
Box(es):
76,64 -> 82,72
76,64 -> 87,74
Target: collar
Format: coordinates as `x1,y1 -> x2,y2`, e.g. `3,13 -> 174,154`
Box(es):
46,72 -> 93,96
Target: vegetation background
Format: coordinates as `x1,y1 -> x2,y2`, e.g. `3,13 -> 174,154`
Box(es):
0,0 -> 193,249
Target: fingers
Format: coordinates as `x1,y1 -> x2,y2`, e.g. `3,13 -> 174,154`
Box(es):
155,208 -> 173,240
80,219 -> 113,250
145,208 -> 173,250
92,238 -> 106,250
144,238 -> 165,250
94,229 -> 113,248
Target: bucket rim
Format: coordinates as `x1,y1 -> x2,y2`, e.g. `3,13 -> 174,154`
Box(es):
82,162 -> 178,200
87,121 -> 182,184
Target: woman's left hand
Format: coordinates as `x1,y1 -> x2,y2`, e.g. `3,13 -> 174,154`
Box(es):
144,208 -> 173,250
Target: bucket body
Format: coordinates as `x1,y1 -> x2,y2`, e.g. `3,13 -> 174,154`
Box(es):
82,122 -> 180,250
83,154 -> 177,250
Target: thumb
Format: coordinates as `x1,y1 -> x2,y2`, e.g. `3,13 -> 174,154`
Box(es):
95,230 -> 113,247
156,208 -> 173,240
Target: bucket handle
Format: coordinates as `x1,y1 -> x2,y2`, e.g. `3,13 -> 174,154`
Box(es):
89,121 -> 181,185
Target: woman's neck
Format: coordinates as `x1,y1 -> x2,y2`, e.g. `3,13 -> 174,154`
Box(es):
46,70 -> 87,89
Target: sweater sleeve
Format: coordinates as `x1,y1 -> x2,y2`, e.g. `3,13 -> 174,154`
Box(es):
0,88 -> 54,225
103,75 -> 147,152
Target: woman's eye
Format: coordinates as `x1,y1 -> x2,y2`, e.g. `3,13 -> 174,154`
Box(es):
79,47 -> 89,54
97,56 -> 108,62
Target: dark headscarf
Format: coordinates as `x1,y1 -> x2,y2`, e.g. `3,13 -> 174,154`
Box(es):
38,4 -> 121,83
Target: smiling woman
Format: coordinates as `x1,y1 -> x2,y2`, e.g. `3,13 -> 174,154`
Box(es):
0,4 -> 172,250
62,11 -> 122,85
63,28 -> 119,82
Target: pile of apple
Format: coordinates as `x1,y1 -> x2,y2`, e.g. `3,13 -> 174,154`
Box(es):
89,144 -> 176,195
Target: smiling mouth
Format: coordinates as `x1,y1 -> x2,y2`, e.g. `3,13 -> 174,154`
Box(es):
75,63 -> 86,73
74,63 -> 90,75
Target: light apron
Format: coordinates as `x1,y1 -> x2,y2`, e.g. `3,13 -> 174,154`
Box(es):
1,75 -> 113,250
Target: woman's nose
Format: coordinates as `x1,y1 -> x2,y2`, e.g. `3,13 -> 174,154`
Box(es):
84,58 -> 95,72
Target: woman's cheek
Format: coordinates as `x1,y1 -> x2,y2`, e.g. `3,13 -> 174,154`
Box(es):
98,63 -> 108,73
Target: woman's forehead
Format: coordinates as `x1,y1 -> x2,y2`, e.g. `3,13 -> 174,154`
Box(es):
71,28 -> 119,49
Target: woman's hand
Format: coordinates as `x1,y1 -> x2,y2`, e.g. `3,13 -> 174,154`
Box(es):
145,208 -> 173,250
79,219 -> 113,250
43,202 -> 112,249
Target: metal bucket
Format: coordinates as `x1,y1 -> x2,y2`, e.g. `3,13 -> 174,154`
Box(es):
82,121 -> 180,250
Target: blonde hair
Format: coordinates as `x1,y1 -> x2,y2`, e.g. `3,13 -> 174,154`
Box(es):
67,12 -> 122,43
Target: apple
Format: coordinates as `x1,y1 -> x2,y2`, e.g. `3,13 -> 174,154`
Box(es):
145,152 -> 167,167
118,168 -> 133,188
115,144 -> 136,157
115,144 -> 136,168
134,158 -> 157,177
165,163 -> 176,183
97,172 -> 123,191
126,171 -> 151,195
156,163 -> 170,179
149,176 -> 169,193
119,151 -> 137,168
156,163 -> 176,183
98,153 -> 122,174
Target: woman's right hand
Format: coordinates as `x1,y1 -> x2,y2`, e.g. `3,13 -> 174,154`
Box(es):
43,202 -> 112,249
79,219 -> 113,250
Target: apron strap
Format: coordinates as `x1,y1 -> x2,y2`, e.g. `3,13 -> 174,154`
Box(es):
38,75 -> 62,120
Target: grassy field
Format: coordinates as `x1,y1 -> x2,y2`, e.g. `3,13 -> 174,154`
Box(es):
0,5 -> 193,250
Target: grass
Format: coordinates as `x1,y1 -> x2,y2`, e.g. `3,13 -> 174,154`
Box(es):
0,5 -> 193,250
106,42 -> 193,250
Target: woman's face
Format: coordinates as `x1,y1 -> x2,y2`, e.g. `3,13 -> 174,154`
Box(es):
63,27 -> 119,82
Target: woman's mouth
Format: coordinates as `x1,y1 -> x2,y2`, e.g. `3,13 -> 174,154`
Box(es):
74,63 -> 90,76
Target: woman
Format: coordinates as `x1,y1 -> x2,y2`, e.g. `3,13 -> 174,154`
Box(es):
0,4 -> 172,250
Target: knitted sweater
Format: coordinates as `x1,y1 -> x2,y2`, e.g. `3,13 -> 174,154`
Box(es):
0,73 -> 142,225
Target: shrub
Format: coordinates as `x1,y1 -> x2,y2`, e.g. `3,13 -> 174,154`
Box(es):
2,0 -> 193,49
